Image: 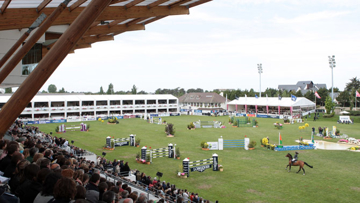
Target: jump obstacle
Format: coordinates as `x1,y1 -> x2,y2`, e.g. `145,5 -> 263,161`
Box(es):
149,116 -> 162,124
183,154 -> 219,177
206,137 -> 250,150
193,120 -> 222,128
141,143 -> 175,163
106,134 -> 136,148
58,123 -> 87,132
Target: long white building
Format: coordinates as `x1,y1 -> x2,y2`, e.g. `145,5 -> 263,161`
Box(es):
0,94 -> 179,122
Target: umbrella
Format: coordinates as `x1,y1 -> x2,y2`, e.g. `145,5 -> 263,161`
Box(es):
339,111 -> 350,114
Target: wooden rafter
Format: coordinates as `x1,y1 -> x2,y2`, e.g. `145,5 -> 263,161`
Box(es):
126,17 -> 147,26
37,0 -> 52,13
0,6 -> 189,31
188,0 -> 212,8
168,0 -> 193,8
84,24 -> 144,36
78,35 -> 114,45
144,16 -> 166,25
89,20 -> 101,28
0,0 -> 11,14
147,0 -> 168,8
125,0 -> 145,9
72,43 -> 92,51
108,19 -> 126,27
110,0 -> 128,5
69,0 -> 87,12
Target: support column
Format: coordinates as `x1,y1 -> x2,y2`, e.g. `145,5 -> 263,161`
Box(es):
0,0 -> 113,138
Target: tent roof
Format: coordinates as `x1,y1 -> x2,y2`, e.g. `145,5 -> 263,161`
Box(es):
227,97 -> 315,107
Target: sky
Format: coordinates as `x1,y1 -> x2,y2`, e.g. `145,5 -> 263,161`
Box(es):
41,0 -> 360,93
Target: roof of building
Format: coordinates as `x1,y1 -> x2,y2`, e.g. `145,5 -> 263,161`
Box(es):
0,0 -> 212,52
178,93 -> 228,104
228,97 -> 315,107
278,81 -> 327,92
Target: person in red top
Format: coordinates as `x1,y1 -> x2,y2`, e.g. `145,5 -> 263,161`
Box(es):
152,177 -> 158,185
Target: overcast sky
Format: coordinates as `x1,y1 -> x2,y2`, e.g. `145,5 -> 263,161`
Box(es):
42,0 -> 360,93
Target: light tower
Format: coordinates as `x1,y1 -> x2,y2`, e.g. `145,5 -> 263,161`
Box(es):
328,55 -> 336,101
257,63 -> 263,97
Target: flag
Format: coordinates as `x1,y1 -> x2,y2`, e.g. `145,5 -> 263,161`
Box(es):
315,92 -> 321,99
235,95 -> 239,100
291,94 -> 297,101
278,95 -> 282,100
255,94 -> 258,99
279,132 -> 282,145
356,91 -> 360,97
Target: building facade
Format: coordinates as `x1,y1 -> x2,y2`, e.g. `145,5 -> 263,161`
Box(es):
0,94 -> 179,122
178,93 -> 228,115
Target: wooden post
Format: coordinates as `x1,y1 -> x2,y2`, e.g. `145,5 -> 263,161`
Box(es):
0,0 -> 113,138
0,1 -> 70,84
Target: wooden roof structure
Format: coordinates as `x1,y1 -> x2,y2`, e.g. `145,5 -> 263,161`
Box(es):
0,0 -> 211,53
0,0 -> 212,138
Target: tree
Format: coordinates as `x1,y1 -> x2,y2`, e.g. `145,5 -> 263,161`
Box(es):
58,87 -> 66,93
264,88 -> 278,97
304,91 -> 315,102
295,90 -> 303,97
317,88 -> 328,106
48,84 -> 57,93
328,87 -> 339,92
345,77 -> 360,92
99,86 -> 104,94
336,90 -> 350,107
131,85 -> 137,94
106,83 -> 114,94
5,87 -> 12,93
325,96 -> 335,114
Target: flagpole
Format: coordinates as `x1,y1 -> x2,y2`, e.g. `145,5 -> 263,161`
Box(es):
355,91 -> 357,110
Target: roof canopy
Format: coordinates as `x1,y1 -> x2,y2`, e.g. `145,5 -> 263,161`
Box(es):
0,0 -> 211,52
228,97 -> 315,107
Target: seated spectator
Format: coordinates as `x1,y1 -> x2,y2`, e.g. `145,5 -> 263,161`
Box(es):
51,177 -> 77,203
85,173 -> 100,203
33,152 -> 44,163
74,185 -> 87,201
99,182 -> 108,201
8,159 -> 30,193
34,172 -> 61,203
101,191 -> 116,203
0,143 -> 19,172
15,164 -> 42,203
3,151 -> 23,178
26,147 -> 38,163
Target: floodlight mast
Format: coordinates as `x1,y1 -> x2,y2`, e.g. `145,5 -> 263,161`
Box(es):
328,55 -> 336,102
257,64 -> 263,97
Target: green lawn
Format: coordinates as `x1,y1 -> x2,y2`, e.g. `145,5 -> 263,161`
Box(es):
33,115 -> 360,203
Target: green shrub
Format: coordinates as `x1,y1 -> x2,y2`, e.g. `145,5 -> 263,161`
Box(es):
248,140 -> 257,148
323,112 -> 335,118
200,141 -> 206,148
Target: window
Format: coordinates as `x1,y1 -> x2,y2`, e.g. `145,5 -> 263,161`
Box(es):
22,43 -> 42,75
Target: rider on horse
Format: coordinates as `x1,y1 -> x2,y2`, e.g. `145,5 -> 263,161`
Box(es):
291,152 -> 299,165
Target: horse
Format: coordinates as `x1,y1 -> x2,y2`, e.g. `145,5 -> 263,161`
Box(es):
285,153 -> 313,175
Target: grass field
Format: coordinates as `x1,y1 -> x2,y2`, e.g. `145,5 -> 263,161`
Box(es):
33,115 -> 360,203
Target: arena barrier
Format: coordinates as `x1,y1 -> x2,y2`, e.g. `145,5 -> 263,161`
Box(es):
141,144 -> 175,163
205,136 -> 250,150
183,154 -> 219,177
106,134 -> 136,148
58,123 -> 86,132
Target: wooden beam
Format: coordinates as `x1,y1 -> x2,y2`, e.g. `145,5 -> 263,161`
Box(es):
45,32 -> 62,40
0,6 -> 190,31
84,24 -> 144,36
168,0 -> 193,8
110,0 -> 128,5
71,43 -> 92,52
0,0 -> 11,14
126,17 -> 147,26
0,0 -> 113,138
143,16 -> 166,25
125,0 -> 145,9
37,0 -> 52,13
188,0 -> 212,8
77,35 -> 114,45
69,0 -> 87,12
108,19 -> 126,27
147,0 -> 168,9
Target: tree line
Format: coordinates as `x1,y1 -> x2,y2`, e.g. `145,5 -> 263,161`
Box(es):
8,77 -> 358,108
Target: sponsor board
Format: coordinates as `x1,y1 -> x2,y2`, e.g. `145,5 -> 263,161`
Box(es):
190,164 -> 212,172
115,142 -> 129,147
207,142 -> 219,150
